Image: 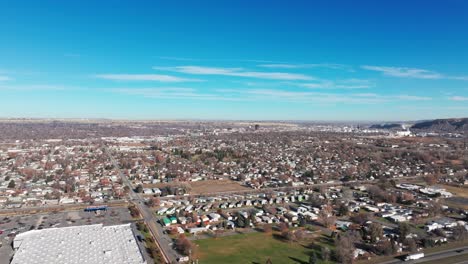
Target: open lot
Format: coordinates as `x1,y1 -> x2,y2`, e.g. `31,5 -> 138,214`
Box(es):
193,231 -> 332,264
444,197 -> 468,210
438,184 -> 468,198
189,179 -> 249,195
438,184 -> 468,210
0,207 -> 137,264
142,179 -> 249,195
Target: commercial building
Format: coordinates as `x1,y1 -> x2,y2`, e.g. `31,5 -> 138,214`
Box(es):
11,224 -> 146,264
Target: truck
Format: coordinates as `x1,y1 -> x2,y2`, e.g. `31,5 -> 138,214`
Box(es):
404,253 -> 424,261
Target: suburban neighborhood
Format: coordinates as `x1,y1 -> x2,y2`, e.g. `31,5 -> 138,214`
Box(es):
0,120 -> 467,263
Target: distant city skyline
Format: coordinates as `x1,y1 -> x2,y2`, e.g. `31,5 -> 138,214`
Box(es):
1,1 -> 467,121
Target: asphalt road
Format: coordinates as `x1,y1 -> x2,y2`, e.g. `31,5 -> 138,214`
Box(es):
380,246 -> 468,264
0,200 -> 127,216
104,146 -> 180,264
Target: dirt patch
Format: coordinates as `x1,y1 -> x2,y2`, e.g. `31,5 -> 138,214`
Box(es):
444,197 -> 468,210
438,184 -> 468,198
190,180 -> 249,195
438,184 -> 468,210
142,179 -> 249,195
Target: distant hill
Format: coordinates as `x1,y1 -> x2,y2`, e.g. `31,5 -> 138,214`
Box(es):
369,123 -> 404,130
411,118 -> 468,132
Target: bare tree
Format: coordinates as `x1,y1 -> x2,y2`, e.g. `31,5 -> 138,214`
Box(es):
284,230 -> 297,242
351,212 -> 369,225
404,238 -> 418,253
318,204 -> 336,228
263,224 -> 272,233
453,225 -> 468,241
424,175 -> 438,185
146,197 -> 160,208
321,246 -> 331,262
175,234 -> 193,256
279,222 -> 289,233
336,232 -> 358,264
368,223 -> 383,243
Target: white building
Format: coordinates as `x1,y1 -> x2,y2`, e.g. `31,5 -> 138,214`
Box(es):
11,224 -> 146,264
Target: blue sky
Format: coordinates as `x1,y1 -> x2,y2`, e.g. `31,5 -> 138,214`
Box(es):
0,0 -> 467,121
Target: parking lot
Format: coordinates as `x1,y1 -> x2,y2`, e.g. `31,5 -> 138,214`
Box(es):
0,207 -> 136,264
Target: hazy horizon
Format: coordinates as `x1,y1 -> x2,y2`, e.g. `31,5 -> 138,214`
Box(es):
0,116 -> 466,124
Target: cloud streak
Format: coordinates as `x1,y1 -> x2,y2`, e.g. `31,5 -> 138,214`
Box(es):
112,87 -> 243,101
0,84 -> 81,91
153,66 -> 315,81
113,86 -> 432,105
258,63 -> 351,71
240,89 -> 431,103
156,56 -> 197,61
297,79 -> 373,89
362,65 -> 468,81
449,96 -> 468,101
361,65 -> 443,79
95,74 -> 201,82
451,76 -> 468,81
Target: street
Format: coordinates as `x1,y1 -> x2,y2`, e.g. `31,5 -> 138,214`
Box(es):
104,146 -> 181,264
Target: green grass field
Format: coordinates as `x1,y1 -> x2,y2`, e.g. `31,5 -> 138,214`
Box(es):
193,231 -> 334,264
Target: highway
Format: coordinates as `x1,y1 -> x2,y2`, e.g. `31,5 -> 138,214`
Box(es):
104,146 -> 180,264
380,246 -> 468,264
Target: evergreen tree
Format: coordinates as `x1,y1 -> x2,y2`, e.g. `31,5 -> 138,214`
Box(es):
8,180 -> 15,188
309,252 -> 318,264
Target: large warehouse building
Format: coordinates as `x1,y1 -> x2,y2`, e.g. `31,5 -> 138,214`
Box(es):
11,224 -> 147,264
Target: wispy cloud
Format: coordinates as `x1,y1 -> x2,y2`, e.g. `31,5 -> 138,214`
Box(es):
258,63 -> 351,71
95,74 -> 201,82
258,64 -> 299,69
0,76 -> 11,81
395,95 -> 432,101
112,87 -> 242,101
447,106 -> 468,110
108,83 -> 432,105
362,65 -> 468,81
153,66 -> 315,81
451,76 -> 468,81
0,84 -> 77,91
218,88 -> 431,104
296,79 -> 373,89
156,56 -> 197,61
449,95 -> 468,101
361,65 -> 444,79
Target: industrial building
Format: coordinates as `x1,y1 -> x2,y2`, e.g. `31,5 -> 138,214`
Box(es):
11,224 -> 146,264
